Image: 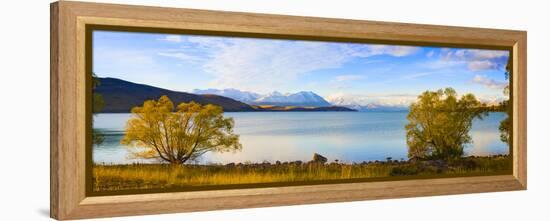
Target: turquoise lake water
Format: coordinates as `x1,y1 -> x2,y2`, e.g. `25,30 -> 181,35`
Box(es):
93,112 -> 508,164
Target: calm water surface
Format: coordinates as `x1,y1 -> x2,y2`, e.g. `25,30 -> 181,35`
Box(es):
93,112 -> 508,164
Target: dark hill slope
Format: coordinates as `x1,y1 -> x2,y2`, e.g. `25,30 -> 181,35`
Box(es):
94,77 -> 256,113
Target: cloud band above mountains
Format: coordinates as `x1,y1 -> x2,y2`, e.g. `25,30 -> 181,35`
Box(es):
158,36 -> 421,93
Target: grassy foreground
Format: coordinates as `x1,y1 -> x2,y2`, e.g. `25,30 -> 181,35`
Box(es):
93,155 -> 511,192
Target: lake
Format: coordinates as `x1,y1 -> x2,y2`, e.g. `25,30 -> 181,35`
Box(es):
93,112 -> 508,164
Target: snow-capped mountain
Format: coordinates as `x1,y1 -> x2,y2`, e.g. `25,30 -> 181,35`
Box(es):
253,91 -> 331,107
192,89 -> 331,107
478,96 -> 508,106
327,94 -> 411,111
328,93 -> 507,111
192,88 -> 261,103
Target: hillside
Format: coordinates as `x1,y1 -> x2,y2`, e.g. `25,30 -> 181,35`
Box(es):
94,78 -> 256,113
94,77 -> 356,113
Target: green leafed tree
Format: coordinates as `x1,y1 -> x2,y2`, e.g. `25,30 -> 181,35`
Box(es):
121,96 -> 242,164
499,57 -> 512,144
92,73 -> 105,145
405,88 -> 486,161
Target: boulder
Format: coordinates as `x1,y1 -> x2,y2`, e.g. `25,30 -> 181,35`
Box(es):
312,153 -> 328,164
225,163 -> 235,167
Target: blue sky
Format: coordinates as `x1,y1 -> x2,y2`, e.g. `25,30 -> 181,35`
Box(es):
93,30 -> 509,106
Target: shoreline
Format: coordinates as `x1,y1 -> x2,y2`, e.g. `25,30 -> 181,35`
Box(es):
92,154 -> 508,167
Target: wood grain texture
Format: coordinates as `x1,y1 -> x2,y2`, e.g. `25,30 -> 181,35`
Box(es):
66,2 -> 524,49
50,1 -> 527,219
68,175 -> 521,219
513,33 -> 528,188
50,2 -> 59,218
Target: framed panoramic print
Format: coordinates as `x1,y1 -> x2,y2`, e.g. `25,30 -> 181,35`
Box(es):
50,1 -> 527,220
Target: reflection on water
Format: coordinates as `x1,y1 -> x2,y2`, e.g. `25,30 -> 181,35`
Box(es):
93,112 -> 508,164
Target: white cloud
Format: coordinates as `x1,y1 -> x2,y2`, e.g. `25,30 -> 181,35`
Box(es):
181,37 -> 421,93
201,39 -> 349,92
438,48 -> 509,71
426,50 -> 435,58
345,44 -> 420,57
157,52 -> 203,63
92,47 -> 184,90
468,60 -> 498,71
462,49 -> 508,60
375,45 -> 420,57
400,71 -> 437,80
94,47 -> 155,66
158,35 -> 182,43
472,75 -> 508,89
423,60 -> 461,70
334,74 -> 367,82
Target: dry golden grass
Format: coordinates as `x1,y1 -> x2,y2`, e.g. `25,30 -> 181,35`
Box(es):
93,162 -> 394,191
93,156 -> 511,192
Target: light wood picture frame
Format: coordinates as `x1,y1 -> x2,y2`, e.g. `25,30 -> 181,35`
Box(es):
50,1 -> 527,220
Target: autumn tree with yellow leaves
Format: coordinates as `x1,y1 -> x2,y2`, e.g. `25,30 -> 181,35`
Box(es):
405,88 -> 486,161
121,96 -> 242,164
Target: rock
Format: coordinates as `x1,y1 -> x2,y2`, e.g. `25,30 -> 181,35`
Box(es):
312,153 -> 328,164
417,160 -> 448,173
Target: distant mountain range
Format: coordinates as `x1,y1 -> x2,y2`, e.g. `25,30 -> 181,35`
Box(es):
189,86 -> 500,112
254,91 -> 331,107
192,88 -> 261,103
94,78 -> 355,113
338,104 -> 409,112
193,89 -> 331,107
252,105 -> 355,112
328,96 -> 410,112
192,88 -> 413,111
